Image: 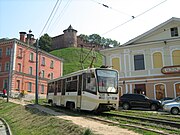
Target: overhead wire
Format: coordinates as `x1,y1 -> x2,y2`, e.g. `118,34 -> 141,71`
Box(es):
102,0 -> 168,36
49,0 -> 72,33
46,0 -> 63,32
90,0 -> 134,18
38,0 -> 60,37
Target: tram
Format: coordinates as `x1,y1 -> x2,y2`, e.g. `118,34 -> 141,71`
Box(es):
47,67 -> 119,112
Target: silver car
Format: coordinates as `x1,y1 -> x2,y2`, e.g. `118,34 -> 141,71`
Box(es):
163,100 -> 180,115
161,96 -> 180,106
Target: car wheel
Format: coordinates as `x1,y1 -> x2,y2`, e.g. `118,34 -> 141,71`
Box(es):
150,104 -> 157,111
123,103 -> 130,110
171,108 -> 179,115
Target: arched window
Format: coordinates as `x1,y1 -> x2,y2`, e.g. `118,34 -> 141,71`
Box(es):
153,52 -> 163,68
172,50 -> 180,65
154,83 -> 166,100
174,83 -> 180,97
112,58 -> 120,71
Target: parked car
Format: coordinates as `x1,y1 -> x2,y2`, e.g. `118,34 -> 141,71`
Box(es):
161,96 -> 180,106
119,94 -> 161,110
160,97 -> 173,102
163,101 -> 180,115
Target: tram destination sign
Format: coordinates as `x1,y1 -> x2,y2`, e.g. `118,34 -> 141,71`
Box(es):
161,65 -> 180,74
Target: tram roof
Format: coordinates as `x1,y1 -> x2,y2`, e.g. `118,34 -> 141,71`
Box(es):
48,67 -> 115,83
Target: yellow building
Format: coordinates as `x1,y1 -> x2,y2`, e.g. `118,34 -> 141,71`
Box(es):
101,17 -> 180,100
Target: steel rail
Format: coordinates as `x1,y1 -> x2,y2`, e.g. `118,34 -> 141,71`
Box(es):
101,113 -> 180,128
85,116 -> 171,135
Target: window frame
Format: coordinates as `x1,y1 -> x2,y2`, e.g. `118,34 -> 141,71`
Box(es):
134,54 -> 145,71
29,66 -> 33,75
6,47 -> 11,56
5,62 -> 10,71
28,82 -> 32,92
29,52 -> 34,62
41,57 -> 45,66
0,48 -> 2,57
170,27 -> 179,37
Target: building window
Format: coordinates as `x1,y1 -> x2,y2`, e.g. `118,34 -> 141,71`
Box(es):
172,50 -> 180,65
41,57 -> 45,66
17,63 -> 22,72
41,70 -> 45,78
28,82 -> 32,92
29,67 -> 33,75
134,54 -> 145,70
16,80 -> 20,90
170,27 -> 179,37
0,63 -> 2,72
5,62 -> 10,71
18,48 -> 23,58
0,48 -> 2,58
112,57 -> 120,71
6,47 -> 11,56
50,72 -> 54,79
175,83 -> 180,97
153,52 -> 163,68
134,84 -> 146,95
50,60 -> 54,68
29,52 -> 34,61
3,79 -> 8,89
41,84 -> 44,94
155,83 -> 166,100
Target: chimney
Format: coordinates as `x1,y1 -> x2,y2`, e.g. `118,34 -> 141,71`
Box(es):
19,32 -> 26,42
27,30 -> 35,45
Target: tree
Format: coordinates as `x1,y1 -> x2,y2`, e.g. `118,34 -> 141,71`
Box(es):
38,33 -> 52,52
79,34 -> 120,47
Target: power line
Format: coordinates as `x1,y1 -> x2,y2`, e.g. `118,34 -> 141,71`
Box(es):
90,0 -> 134,18
39,0 -> 60,37
49,0 -> 72,33
46,0 -> 63,32
102,0 -> 168,36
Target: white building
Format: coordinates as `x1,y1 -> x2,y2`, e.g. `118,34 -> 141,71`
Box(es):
101,17 -> 180,100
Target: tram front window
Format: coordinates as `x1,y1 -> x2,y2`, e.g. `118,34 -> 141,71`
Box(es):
96,69 -> 118,93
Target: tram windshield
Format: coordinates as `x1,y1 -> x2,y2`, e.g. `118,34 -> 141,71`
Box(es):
96,69 -> 118,93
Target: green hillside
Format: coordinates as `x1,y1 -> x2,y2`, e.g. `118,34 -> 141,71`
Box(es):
50,47 -> 103,75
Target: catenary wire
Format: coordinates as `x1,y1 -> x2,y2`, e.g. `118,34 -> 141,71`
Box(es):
90,0 -> 134,18
49,0 -> 72,33
102,0 -> 168,36
46,0 -> 63,32
38,0 -> 60,37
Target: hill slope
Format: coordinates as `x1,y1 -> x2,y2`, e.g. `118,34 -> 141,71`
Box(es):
50,47 -> 103,75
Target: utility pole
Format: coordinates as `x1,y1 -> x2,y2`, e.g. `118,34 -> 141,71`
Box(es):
35,39 -> 39,104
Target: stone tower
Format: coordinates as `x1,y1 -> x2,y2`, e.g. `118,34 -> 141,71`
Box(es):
63,25 -> 78,48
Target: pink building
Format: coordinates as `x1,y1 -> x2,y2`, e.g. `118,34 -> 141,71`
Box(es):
0,32 -> 63,97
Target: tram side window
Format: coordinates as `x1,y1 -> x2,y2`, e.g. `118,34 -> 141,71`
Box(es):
57,80 -> 61,92
66,80 -> 77,92
54,81 -> 58,95
62,79 -> 65,95
48,83 -> 54,93
84,73 -> 97,94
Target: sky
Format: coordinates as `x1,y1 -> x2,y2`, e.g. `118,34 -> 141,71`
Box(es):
0,0 -> 180,44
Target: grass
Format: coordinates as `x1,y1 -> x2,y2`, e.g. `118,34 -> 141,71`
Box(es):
50,47 -> 103,75
101,110 -> 180,135
0,99 -> 94,135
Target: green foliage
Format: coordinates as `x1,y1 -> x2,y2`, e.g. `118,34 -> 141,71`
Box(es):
0,100 -> 94,135
38,33 -> 52,52
50,47 -> 103,75
79,34 -> 120,47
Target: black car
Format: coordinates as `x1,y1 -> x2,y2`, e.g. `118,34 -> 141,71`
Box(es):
119,94 -> 161,110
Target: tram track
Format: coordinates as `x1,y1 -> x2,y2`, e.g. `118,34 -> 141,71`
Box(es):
0,117 -> 12,135
44,105 -> 180,134
100,112 -> 180,129
84,115 -> 172,135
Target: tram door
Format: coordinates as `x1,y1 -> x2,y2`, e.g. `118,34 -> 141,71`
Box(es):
76,75 -> 82,109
